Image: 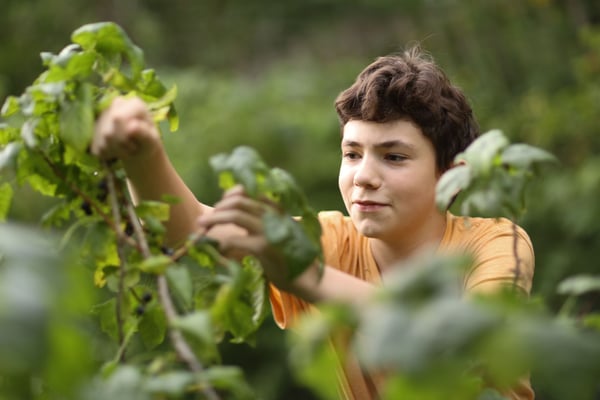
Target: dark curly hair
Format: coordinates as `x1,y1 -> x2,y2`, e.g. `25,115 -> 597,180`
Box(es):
334,46 -> 480,171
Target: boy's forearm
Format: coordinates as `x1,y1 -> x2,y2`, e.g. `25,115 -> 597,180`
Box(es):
122,148 -> 208,246
286,264 -> 376,305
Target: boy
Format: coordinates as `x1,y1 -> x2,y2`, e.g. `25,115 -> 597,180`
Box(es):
92,46 -> 534,399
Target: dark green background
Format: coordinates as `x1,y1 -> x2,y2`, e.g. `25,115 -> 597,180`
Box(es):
1,1 -> 599,399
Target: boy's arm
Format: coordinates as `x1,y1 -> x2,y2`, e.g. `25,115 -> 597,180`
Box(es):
92,96 -> 217,246
284,263 -> 375,305
93,97 -> 375,303
122,147 -> 210,246
198,185 -> 376,304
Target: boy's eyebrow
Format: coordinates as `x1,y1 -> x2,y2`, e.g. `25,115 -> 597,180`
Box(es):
341,139 -> 417,150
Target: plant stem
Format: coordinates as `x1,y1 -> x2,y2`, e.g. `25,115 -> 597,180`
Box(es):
511,220 -> 522,289
41,152 -> 140,249
105,165 -> 128,358
122,186 -> 221,400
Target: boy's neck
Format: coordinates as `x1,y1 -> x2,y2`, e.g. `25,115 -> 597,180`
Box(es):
369,212 -> 448,273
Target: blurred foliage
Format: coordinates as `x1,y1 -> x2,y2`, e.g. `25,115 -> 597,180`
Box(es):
2,0 -> 600,399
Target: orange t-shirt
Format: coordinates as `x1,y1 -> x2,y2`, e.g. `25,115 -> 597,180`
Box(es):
269,211 -> 535,400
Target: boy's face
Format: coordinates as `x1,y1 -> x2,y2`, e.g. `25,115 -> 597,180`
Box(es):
338,119 -> 443,242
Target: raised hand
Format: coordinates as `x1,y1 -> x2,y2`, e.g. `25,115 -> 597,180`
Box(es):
92,96 -> 162,162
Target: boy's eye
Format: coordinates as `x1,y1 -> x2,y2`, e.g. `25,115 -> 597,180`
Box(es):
343,151 -> 360,160
386,154 -> 407,162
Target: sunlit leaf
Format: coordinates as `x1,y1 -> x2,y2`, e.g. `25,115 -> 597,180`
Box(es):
501,143 -> 557,169
147,84 -> 177,112
210,146 -> 270,197
0,183 -> 14,221
1,96 -> 21,117
557,275 -> 600,296
143,371 -> 194,396
138,255 -> 173,274
60,82 -> 94,152
455,130 -> 509,174
436,164 -> 472,211
71,22 -> 145,79
0,142 -> 22,171
241,256 -> 269,326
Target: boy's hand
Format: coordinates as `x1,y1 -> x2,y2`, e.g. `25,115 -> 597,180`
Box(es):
92,96 -> 162,162
198,186 -> 290,288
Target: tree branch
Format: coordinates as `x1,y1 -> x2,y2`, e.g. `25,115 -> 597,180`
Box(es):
121,183 -> 221,400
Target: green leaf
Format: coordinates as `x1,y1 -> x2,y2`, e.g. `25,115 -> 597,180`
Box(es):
26,173 -> 57,197
582,313 -> 600,332
0,123 -> 19,143
0,142 -> 22,171
71,22 -> 144,79
171,310 -> 220,363
167,107 -> 179,132
59,82 -> 94,153
137,69 -> 167,97
197,366 -> 255,400
460,187 -> 505,218
210,146 -> 270,197
64,51 -> 97,80
20,118 -> 39,148
143,371 -> 195,396
92,298 -> 119,341
456,130 -> 509,174
135,200 -> 170,221
147,84 -> 177,112
172,311 -> 214,344
1,96 -> 21,117
501,143 -> 558,169
84,365 -> 150,400
138,255 -> 173,274
557,275 -> 600,296
263,209 -> 320,280
48,43 -> 81,68
241,256 -> 269,326
166,264 -> 193,310
138,305 -> 167,350
436,164 -> 472,211
0,183 -> 14,221
211,281 -> 256,342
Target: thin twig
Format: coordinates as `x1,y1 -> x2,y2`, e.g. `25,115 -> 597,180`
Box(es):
41,152 -> 140,249
511,220 -> 522,289
104,164 -> 128,358
121,185 -> 221,400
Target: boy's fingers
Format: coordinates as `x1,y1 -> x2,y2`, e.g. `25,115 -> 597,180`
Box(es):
199,209 -> 263,235
218,235 -> 268,256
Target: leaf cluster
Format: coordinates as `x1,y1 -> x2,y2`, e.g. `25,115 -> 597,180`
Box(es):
436,130 -> 557,220
289,253 -> 600,400
0,22 -> 322,400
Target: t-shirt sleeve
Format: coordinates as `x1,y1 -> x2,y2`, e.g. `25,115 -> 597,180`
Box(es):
463,220 -> 535,296
269,283 -> 313,329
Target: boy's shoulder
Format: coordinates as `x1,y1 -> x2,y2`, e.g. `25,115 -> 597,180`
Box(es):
444,213 -> 532,248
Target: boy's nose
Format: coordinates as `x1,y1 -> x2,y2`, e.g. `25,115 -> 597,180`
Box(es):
353,158 -> 381,189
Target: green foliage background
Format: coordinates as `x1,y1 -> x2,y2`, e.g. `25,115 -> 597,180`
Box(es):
1,1 -> 600,399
